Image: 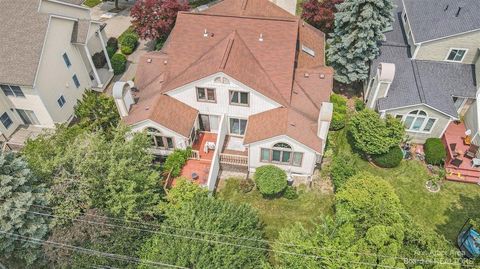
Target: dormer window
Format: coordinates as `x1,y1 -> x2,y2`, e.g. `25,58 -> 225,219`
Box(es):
214,76 -> 230,84
301,44 -> 315,57
196,87 -> 216,102
445,48 -> 467,62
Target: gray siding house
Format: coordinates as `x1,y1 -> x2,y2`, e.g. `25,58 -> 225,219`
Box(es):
365,0 -> 480,143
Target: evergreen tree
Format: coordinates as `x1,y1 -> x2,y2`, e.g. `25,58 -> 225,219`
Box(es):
327,0 -> 394,84
0,153 -> 50,265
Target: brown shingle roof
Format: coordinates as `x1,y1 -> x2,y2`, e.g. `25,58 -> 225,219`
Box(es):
204,0 -> 295,18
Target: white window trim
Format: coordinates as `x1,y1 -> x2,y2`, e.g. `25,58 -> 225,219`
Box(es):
444,48 -> 468,62
396,111 -> 438,134
228,117 -> 248,137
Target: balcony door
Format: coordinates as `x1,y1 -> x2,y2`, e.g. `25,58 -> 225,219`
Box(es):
199,114 -> 220,133
16,109 -> 39,125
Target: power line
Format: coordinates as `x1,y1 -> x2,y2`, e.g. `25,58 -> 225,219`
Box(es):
6,201 -> 470,267
9,207 -> 462,269
0,230 -> 187,269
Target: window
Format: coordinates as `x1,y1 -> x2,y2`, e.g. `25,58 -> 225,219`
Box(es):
260,142 -> 303,167
196,87 -> 216,102
229,118 -> 247,136
72,74 -> 80,88
229,90 -> 249,106
1,84 -> 25,97
446,49 -> 467,62
401,110 -> 436,133
214,76 -> 230,84
0,112 -> 13,129
63,52 -> 71,67
146,127 -> 175,150
57,95 -> 66,107
301,44 -> 315,57
16,109 -> 39,125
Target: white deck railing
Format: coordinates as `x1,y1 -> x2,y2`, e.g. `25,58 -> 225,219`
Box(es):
219,153 -> 248,166
189,149 -> 200,160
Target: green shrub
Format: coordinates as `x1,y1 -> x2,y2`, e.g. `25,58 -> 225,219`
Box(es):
283,186 -> 298,199
106,46 -> 116,59
92,51 -> 106,68
330,94 -> 348,131
354,98 -> 365,111
118,27 -> 138,44
111,53 -> 127,75
107,37 -> 118,51
254,165 -> 287,197
239,178 -> 255,193
330,153 -> 357,190
424,138 -> 446,165
121,46 -> 133,55
155,38 -> 166,51
163,148 -> 192,178
371,146 -> 403,168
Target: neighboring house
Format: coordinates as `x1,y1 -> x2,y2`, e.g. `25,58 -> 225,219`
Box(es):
0,0 -> 113,149
114,0 -> 333,191
365,0 -> 480,144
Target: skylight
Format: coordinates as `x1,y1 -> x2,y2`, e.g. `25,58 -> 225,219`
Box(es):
301,44 -> 315,57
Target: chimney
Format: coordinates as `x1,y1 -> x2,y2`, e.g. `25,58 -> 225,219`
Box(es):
366,63 -> 395,109
113,81 -> 135,117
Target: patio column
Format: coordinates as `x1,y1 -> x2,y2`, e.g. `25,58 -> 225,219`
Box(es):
97,30 -> 113,72
84,45 -> 102,88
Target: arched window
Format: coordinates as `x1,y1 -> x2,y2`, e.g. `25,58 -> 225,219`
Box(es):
260,142 -> 303,166
400,110 -> 437,133
214,76 -> 230,84
145,127 -> 175,150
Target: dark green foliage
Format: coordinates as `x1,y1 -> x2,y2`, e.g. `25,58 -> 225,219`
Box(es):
106,46 -> 116,58
239,178 -> 255,193
349,109 -> 405,155
354,98 -> 365,111
254,165 -> 287,197
0,153 -> 50,265
118,27 -> 138,45
120,34 -> 138,55
155,37 -> 166,51
330,93 -> 347,130
283,186 -> 298,200
74,90 -> 120,134
121,45 -> 133,55
165,177 -> 207,208
330,152 -> 357,190
138,195 -> 268,269
424,138 -> 446,165
372,146 -> 403,168
163,148 -> 192,178
111,53 -> 127,75
107,37 -> 118,51
92,51 -> 107,68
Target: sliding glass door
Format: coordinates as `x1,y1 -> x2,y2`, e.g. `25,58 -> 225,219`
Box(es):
16,109 -> 40,125
229,118 -> 247,136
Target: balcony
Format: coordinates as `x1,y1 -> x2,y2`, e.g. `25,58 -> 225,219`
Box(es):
220,135 -> 248,166
1,125 -> 50,152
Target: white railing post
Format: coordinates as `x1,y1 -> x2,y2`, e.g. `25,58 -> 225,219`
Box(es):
84,46 -> 103,88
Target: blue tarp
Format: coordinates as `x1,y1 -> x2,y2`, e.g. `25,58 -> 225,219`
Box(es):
463,229 -> 480,257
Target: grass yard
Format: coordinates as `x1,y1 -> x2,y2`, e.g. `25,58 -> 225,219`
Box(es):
216,178 -> 335,239
83,0 -> 101,8
329,128 -> 480,243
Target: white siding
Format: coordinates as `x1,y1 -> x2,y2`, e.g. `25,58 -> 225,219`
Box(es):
207,115 -> 228,192
166,73 -> 281,121
0,94 -> 21,137
248,135 -> 317,176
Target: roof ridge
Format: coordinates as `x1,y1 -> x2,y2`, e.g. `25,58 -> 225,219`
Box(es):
219,32 -> 235,70
179,11 -> 298,22
411,60 -> 427,103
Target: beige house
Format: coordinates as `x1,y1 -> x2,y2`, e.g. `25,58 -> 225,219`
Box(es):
114,0 -> 333,191
365,0 -> 480,143
0,0 -> 113,149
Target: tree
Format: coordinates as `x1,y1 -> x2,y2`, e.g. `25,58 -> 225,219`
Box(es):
254,165 -> 287,197
74,90 -> 120,135
131,0 -> 190,41
138,195 -> 268,268
0,153 -> 50,266
326,0 -> 394,84
348,109 -> 404,155
301,0 -> 344,33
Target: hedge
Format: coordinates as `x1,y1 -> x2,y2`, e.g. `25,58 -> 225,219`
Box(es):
372,146 -> 403,168
254,165 -> 287,197
163,148 -> 192,178
283,186 -> 298,200
330,94 -> 348,131
107,37 -> 118,51
106,46 -> 116,59
120,34 -> 138,55
424,138 -> 446,165
111,53 -> 127,75
330,153 -> 357,190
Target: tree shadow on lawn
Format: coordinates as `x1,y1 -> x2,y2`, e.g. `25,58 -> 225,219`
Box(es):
436,193 -> 480,243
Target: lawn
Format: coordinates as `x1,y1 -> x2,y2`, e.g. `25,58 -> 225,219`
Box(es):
83,0 -> 101,8
330,128 -> 480,243
216,178 -> 335,239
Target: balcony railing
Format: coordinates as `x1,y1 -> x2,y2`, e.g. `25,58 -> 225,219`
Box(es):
219,153 -> 248,166
189,149 -> 200,160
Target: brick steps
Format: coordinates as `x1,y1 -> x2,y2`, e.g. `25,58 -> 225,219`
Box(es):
445,167 -> 480,184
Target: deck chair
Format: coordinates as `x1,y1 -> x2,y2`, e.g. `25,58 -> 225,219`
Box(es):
464,144 -> 479,159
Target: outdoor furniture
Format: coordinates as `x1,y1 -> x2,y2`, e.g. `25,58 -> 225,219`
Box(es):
191,172 -> 199,180
203,141 -> 216,153
472,158 -> 480,168
465,144 -> 479,159
450,158 -> 463,167
464,135 -> 472,145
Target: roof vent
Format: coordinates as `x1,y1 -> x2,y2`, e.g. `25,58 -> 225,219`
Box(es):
163,60 -> 168,65
147,58 -> 152,63
203,29 -> 208,37
319,74 -> 325,79
456,7 -> 462,17
290,123 -> 296,127
259,33 -> 264,42
304,73 -> 310,78
444,4 -> 449,11
145,106 -> 150,111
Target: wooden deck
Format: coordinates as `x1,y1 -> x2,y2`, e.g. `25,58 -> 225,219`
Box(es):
443,122 -> 480,184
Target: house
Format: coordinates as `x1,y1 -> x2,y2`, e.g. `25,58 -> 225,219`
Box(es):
113,0 -> 334,191
365,0 -> 480,144
0,0 -> 113,150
